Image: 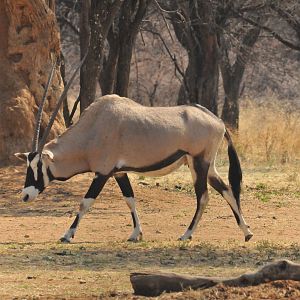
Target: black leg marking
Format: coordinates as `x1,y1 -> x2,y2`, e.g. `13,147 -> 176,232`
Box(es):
85,173 -> 109,199
188,155 -> 209,231
209,176 -> 241,225
131,212 -> 137,228
115,174 -> 134,198
115,173 -> 136,229
70,214 -> 80,229
208,176 -> 228,195
232,210 -> 241,225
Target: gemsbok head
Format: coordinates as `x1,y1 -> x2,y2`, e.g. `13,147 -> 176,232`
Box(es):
15,55 -> 253,243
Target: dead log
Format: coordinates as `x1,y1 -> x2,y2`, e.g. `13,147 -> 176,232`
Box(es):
130,260 -> 300,297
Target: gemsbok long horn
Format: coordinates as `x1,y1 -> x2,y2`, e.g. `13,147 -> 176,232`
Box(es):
32,58 -> 57,152
37,52 -> 88,154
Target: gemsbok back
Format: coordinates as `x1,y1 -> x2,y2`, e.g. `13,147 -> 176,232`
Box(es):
15,58 -> 253,243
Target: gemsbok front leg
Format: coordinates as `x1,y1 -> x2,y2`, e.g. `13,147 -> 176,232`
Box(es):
114,174 -> 143,242
179,154 -> 210,241
60,173 -> 109,243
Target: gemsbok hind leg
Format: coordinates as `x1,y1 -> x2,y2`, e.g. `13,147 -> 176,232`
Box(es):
208,166 -> 253,241
179,154 -> 210,241
114,173 -> 143,242
60,173 -> 109,243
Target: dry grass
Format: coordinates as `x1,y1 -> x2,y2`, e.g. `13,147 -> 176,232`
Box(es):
237,98 -> 300,164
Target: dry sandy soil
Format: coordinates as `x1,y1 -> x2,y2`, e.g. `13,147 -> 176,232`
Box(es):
0,163 -> 299,299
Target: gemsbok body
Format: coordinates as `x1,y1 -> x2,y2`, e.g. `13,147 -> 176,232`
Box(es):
15,59 -> 253,243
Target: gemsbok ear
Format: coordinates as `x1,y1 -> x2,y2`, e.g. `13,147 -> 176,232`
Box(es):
14,152 -> 29,162
42,150 -> 54,162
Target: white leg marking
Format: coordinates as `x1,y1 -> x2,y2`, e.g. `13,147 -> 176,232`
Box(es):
61,228 -> 76,242
209,166 -> 253,239
61,198 -> 96,242
125,197 -> 142,241
222,190 -> 253,237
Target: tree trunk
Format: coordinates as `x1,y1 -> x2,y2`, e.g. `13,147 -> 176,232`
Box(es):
220,26 -> 261,130
78,0 -> 122,112
0,0 -> 64,165
115,0 -> 148,97
170,0 -> 219,115
78,0 -> 91,113
130,260 -> 300,296
99,24 -> 119,95
78,0 -> 103,112
221,84 -> 240,130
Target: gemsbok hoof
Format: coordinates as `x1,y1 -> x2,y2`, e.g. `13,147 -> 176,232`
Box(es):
127,238 -> 139,243
245,233 -> 253,242
59,237 -> 71,243
127,232 -> 143,242
178,235 -> 192,241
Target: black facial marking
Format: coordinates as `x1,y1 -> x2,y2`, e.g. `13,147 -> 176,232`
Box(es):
24,152 -> 39,187
36,160 -> 45,192
27,152 -> 38,162
115,174 -> 134,198
84,173 -> 109,199
24,152 -> 46,193
188,154 -> 209,231
24,165 -> 35,188
116,150 -> 187,173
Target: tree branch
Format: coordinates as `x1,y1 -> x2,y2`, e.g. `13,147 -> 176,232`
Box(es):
270,3 -> 300,34
236,12 -> 300,51
131,260 -> 300,297
57,16 -> 80,36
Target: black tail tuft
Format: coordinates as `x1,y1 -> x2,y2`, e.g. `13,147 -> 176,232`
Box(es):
225,130 -> 242,209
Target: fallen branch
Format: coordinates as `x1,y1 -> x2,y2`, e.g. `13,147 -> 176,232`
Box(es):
130,260 -> 300,296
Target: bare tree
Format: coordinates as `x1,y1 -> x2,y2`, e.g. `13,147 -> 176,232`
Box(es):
238,1 -> 300,52
99,0 -> 149,97
166,0 -> 219,115
216,1 -> 263,129
78,0 -> 123,112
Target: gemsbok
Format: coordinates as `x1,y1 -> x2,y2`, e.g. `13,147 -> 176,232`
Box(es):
15,58 -> 253,243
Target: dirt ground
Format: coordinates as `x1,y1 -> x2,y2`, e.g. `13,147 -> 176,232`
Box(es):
0,164 -> 299,299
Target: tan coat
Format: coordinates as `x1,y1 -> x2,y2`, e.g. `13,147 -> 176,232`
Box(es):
45,94 -> 225,178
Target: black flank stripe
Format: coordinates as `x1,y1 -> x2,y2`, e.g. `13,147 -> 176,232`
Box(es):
117,150 -> 187,173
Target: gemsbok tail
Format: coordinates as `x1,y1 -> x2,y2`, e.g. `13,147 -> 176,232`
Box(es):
224,129 -> 242,210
